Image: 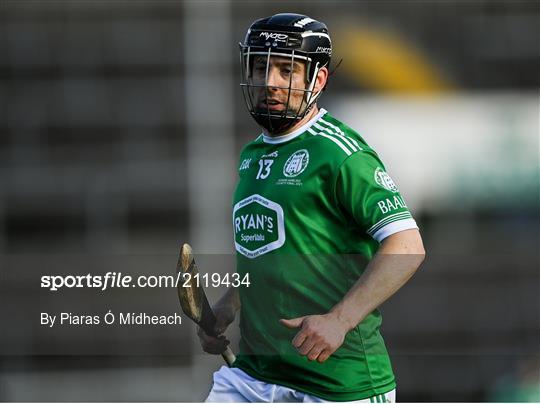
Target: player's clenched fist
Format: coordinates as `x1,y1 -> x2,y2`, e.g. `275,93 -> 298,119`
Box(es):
197,303 -> 236,355
280,313 -> 350,363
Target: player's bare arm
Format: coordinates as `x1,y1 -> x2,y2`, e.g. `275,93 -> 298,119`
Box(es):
197,287 -> 241,355
281,229 -> 425,363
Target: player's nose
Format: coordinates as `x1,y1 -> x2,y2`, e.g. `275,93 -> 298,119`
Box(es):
266,67 -> 281,90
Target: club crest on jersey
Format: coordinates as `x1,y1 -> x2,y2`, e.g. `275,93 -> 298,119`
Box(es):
374,167 -> 398,193
283,149 -> 309,178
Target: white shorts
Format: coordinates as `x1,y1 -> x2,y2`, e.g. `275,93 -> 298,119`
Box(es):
205,365 -> 396,403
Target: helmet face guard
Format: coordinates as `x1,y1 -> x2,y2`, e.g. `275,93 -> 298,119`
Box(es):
239,16 -> 331,134
239,44 -> 322,134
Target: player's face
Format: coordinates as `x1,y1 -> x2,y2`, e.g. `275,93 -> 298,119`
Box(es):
251,55 -> 309,116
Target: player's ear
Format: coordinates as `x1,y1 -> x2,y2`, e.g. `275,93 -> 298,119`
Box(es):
314,66 -> 329,93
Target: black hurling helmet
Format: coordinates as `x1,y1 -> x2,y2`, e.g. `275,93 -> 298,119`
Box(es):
239,13 -> 332,134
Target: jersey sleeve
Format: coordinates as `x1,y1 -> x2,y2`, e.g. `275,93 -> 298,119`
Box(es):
335,151 -> 418,243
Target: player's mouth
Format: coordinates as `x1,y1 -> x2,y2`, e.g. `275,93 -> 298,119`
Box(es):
259,99 -> 285,111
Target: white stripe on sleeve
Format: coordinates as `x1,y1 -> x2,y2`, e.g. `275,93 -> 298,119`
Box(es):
372,218 -> 419,243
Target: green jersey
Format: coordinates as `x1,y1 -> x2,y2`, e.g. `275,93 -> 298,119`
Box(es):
231,108 -> 417,401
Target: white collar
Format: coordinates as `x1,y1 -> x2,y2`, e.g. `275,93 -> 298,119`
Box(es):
261,108 -> 327,144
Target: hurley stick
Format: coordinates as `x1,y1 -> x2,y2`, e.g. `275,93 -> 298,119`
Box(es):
176,243 -> 235,366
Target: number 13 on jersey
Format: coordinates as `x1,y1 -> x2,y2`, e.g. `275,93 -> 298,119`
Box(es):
256,159 -> 274,179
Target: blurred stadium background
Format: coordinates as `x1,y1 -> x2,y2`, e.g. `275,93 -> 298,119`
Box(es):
0,0 -> 538,401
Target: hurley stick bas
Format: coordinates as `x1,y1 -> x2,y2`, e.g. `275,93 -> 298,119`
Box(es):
176,243 -> 235,366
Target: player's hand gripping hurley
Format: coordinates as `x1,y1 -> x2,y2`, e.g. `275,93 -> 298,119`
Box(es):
176,243 -> 236,366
